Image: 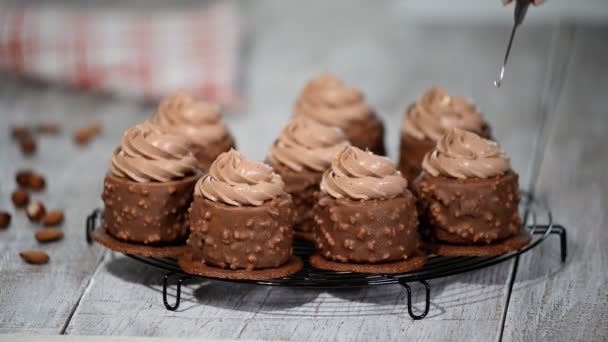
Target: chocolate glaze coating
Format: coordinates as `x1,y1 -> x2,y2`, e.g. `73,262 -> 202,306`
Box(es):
101,174 -> 198,245
398,134 -> 436,184
413,171 -> 522,244
345,112 -> 385,156
192,134 -> 235,172
398,124 -> 491,183
272,163 -> 321,235
188,195 -> 295,270
313,192 -> 419,263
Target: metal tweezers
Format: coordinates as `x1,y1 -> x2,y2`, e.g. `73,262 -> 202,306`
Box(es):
495,0 -> 532,87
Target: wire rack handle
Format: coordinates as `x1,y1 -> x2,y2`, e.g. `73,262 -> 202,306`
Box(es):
163,272 -> 189,311
86,209 -> 102,244
394,279 -> 431,320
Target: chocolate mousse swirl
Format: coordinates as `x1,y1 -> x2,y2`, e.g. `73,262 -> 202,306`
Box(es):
321,146 -> 407,200
267,117 -> 348,172
295,74 -> 371,127
148,90 -> 229,146
404,87 -> 486,141
196,149 -> 286,206
110,124 -> 198,183
422,128 -> 510,179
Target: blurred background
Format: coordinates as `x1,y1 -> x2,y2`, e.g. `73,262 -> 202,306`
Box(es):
1,0 -> 607,162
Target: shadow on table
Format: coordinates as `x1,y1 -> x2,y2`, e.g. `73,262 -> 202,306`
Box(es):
103,232 -> 570,318
103,253 -> 441,317
104,253 -> 208,312
406,237 -> 570,318
103,254 -> 317,313
190,282 -> 444,318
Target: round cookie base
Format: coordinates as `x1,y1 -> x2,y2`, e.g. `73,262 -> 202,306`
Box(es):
92,227 -> 188,258
421,229 -> 532,257
178,254 -> 304,280
309,250 -> 427,274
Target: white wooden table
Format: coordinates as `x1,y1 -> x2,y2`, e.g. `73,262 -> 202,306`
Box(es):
1,1 -> 606,341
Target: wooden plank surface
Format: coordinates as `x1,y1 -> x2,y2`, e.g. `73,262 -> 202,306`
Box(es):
0,78 -> 152,334
502,27 -> 608,341
63,1 -> 558,340
6,336 -> 246,342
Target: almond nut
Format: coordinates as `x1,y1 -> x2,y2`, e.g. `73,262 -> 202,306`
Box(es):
26,201 -> 46,221
0,211 -> 11,229
36,122 -> 60,135
11,126 -> 31,140
20,137 -> 37,155
19,250 -> 49,264
74,124 -> 101,145
35,228 -> 64,243
15,170 -> 33,187
42,211 -> 64,226
11,189 -> 30,208
28,174 -> 46,191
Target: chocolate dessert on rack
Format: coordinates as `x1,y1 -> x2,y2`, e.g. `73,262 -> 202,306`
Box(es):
98,123 -> 200,257
413,128 -> 530,256
399,87 -> 491,183
181,149 -> 302,280
310,146 -> 426,274
267,116 -> 348,241
148,90 -> 235,171
294,74 -> 385,155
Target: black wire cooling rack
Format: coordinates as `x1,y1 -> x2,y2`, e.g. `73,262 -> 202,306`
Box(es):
85,192 -> 567,320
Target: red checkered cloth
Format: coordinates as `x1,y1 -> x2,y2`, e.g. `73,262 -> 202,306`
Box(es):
0,2 -> 241,106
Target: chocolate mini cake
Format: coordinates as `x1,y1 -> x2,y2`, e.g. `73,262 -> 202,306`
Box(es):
267,116 -> 348,241
413,128 -> 529,256
100,124 -> 199,254
148,91 -> 235,171
311,146 -> 426,273
294,74 -> 385,155
182,149 -> 302,280
399,87 -> 491,183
